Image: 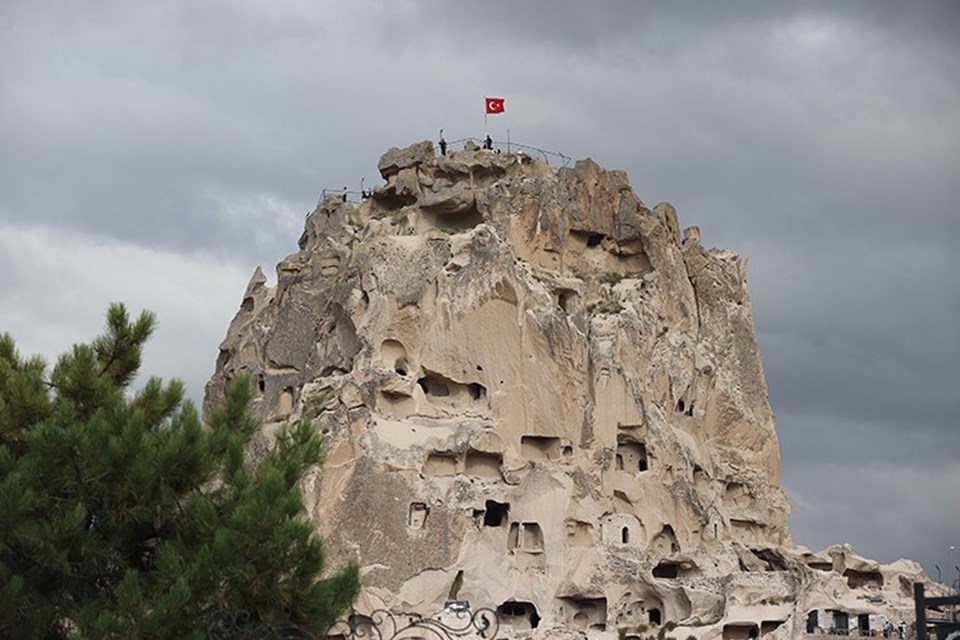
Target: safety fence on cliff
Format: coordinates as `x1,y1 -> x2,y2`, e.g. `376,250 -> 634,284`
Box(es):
441,137 -> 572,168
316,138 -> 572,206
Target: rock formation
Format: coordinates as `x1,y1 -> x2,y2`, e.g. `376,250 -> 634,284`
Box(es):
205,140 -> 931,639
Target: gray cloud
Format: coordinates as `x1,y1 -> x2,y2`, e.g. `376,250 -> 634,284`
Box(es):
1,0 -> 957,579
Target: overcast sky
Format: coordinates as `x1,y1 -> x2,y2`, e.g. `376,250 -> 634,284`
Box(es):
2,1 -> 958,582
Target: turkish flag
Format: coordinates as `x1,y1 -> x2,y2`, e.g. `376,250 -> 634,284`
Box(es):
485,97 -> 505,114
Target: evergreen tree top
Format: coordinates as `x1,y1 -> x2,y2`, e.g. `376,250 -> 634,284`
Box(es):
0,303 -> 358,639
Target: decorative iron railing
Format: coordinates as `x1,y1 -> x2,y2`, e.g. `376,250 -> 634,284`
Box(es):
207,604 -> 500,640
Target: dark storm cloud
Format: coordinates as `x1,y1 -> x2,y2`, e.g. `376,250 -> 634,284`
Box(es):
1,0 -> 957,577
404,0 -> 960,54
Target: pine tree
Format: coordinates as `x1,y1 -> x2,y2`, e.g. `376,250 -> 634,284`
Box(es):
0,304 -> 359,639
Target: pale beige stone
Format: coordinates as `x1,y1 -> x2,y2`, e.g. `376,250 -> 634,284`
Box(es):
205,141 -> 934,639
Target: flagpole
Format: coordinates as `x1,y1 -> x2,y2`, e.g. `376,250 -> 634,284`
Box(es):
507,128 -> 510,154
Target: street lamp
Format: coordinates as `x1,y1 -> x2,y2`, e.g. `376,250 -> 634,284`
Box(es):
949,546 -> 956,581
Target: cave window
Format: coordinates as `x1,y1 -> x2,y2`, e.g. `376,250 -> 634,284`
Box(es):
806,611 -> 819,634
649,608 -> 661,625
586,233 -> 604,247
408,502 -> 429,529
508,522 -> 544,551
685,400 -> 694,416
496,602 -> 541,629
676,399 -> 685,413
483,500 -> 509,527
615,441 -> 648,473
557,288 -> 579,314
257,375 -> 265,393
621,527 -> 630,544
653,562 -> 679,579
468,383 -> 486,400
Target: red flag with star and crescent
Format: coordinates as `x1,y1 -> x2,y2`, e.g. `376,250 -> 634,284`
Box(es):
485,97 -> 505,114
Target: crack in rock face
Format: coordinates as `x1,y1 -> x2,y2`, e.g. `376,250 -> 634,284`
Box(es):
205,141 -> 932,639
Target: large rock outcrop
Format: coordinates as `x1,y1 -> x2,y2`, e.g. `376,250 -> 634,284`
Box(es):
205,141 -> 931,639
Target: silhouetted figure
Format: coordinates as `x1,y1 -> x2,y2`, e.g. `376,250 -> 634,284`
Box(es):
484,134 -> 493,150
439,137 -> 447,156
341,186 -> 347,202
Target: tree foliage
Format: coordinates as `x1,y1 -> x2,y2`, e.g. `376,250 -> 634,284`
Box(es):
0,304 -> 359,639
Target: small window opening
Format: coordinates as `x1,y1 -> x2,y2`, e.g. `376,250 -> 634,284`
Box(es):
408,502 -> 429,529
615,441 -> 648,472
483,500 -> 509,527
806,611 -> 819,634
621,527 -> 630,544
649,608 -> 662,625
468,383 -> 486,400
497,601 -> 541,630
676,399 -> 685,412
685,400 -> 694,416
653,562 -> 679,579
257,375 -> 265,393
586,233 -> 604,247
557,288 -> 579,314
507,522 -> 544,551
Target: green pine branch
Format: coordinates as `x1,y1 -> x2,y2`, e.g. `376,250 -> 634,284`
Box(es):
0,304 -> 359,639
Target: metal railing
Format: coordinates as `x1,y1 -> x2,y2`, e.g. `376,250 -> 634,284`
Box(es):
314,138 -> 572,210
441,137 -> 572,167
207,604 -> 500,639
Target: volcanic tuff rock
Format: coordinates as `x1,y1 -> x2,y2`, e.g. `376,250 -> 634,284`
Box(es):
205,141 -> 930,639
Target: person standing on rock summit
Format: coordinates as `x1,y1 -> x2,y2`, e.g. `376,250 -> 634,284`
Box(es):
484,134 -> 493,150
439,130 -> 447,156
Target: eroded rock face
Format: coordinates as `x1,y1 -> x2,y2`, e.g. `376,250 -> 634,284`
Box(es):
205,142 -> 930,639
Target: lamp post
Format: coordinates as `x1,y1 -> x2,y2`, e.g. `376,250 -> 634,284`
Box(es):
949,546 -> 956,585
